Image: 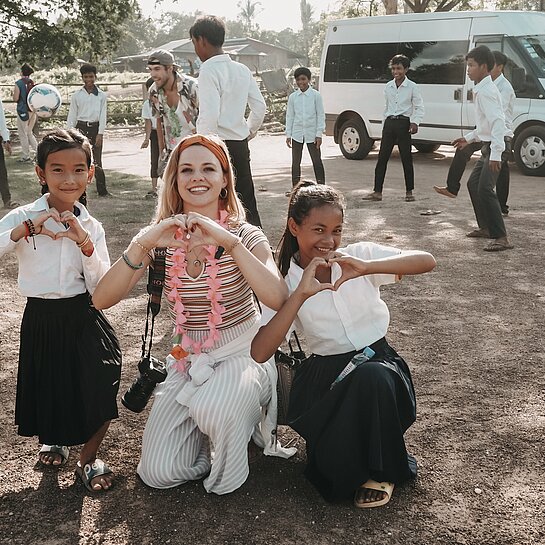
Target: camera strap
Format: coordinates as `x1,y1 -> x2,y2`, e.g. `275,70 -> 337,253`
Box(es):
141,247 -> 167,360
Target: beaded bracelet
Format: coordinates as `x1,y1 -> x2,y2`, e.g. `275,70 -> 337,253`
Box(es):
225,238 -> 241,254
77,231 -> 91,248
121,250 -> 144,270
23,219 -> 37,250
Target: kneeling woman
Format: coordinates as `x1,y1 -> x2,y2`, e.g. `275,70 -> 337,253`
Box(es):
251,183 -> 436,508
93,135 -> 292,495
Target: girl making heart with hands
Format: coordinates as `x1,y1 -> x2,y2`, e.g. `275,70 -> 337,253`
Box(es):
93,134 -> 293,496
0,129 -> 121,493
251,182 -> 436,509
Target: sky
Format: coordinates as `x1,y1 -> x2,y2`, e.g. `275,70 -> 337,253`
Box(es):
138,0 -> 338,32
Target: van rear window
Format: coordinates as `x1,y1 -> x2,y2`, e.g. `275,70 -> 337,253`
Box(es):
324,40 -> 468,85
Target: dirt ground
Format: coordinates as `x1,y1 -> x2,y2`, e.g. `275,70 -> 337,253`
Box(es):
1,131 -> 544,545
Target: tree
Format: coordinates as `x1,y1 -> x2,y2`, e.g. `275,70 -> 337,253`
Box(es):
0,0 -> 139,67
300,0 -> 315,59
237,0 -> 262,36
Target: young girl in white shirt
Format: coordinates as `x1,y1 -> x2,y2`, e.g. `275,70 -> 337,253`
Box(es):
0,129 -> 121,492
251,182 -> 436,508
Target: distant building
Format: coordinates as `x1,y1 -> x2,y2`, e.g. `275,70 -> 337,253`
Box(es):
114,38 -> 307,75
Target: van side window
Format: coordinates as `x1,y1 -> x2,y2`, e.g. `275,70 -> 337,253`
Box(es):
505,39 -> 543,99
324,43 -> 398,82
400,41 -> 468,85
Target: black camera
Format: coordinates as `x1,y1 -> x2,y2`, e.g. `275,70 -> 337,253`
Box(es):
121,355 -> 167,413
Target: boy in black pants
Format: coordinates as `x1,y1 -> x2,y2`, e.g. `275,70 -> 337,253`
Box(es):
67,64 -> 109,196
455,46 -> 512,252
363,55 -> 424,202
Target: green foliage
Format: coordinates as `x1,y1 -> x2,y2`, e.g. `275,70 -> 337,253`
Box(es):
0,0 -> 140,68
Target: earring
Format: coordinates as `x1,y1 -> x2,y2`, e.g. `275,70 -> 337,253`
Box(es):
219,187 -> 228,199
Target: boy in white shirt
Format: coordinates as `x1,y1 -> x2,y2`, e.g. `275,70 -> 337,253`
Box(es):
453,45 -> 513,252
190,15 -> 266,227
285,67 -> 326,190
434,50 -> 515,216
67,64 -> 109,196
363,54 -> 424,202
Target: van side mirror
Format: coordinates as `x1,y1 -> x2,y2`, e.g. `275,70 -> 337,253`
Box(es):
511,67 -> 526,92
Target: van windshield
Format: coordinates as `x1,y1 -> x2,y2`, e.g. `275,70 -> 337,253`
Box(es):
515,36 -> 545,77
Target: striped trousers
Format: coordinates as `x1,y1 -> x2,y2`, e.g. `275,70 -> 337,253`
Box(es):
137,348 -> 272,495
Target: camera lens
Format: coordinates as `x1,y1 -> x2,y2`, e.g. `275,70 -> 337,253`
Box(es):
121,356 -> 167,413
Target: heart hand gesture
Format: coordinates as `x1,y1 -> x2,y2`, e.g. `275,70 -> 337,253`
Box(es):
295,257 -> 335,299
328,252 -> 369,290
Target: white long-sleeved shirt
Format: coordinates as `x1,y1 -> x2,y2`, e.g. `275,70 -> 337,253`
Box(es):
494,73 -> 515,138
285,87 -> 325,144
464,75 -> 507,162
0,195 -> 110,298
0,98 -> 9,142
67,86 -> 107,134
196,54 -> 266,141
383,77 -> 425,125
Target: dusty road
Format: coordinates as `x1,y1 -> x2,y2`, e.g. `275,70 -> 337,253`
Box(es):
1,131 -> 544,545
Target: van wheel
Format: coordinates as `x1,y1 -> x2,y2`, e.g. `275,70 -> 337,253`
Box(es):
413,143 -> 441,153
514,126 -> 545,176
339,119 -> 374,160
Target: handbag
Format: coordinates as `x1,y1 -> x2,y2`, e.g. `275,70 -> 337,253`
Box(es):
274,331 -> 306,426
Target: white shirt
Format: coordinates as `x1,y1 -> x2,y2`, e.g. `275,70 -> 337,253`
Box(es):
196,54 -> 266,141
0,98 -> 9,142
285,87 -> 325,144
0,195 -> 110,298
383,77 -> 425,125
67,86 -> 108,134
141,99 -> 157,130
464,75 -> 506,162
494,73 -> 515,138
261,242 -> 401,356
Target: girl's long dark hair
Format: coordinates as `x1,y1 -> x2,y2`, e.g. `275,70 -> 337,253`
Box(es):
37,128 -> 93,206
276,182 -> 345,276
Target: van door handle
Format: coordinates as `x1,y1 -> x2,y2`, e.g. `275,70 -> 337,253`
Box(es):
467,90 -> 474,101
454,88 -> 462,101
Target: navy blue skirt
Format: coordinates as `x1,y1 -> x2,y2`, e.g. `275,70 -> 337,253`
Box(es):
15,293 -> 121,446
287,337 -> 417,502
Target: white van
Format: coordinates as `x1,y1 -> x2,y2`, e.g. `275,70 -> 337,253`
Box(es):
320,11 -> 545,176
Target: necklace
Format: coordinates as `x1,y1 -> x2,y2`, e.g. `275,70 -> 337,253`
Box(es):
167,210 -> 230,374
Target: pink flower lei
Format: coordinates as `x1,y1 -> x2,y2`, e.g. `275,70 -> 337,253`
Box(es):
167,209 -> 229,374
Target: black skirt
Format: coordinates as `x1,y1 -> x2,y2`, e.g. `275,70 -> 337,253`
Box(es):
287,338 -> 417,502
15,293 -> 121,446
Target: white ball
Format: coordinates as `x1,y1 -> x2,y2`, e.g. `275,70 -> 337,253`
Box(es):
27,84 -> 63,119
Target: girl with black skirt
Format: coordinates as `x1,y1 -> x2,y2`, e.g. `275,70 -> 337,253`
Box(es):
0,129 -> 121,492
251,182 -> 436,508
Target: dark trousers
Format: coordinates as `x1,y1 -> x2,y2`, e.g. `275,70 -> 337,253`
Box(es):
467,143 -> 508,239
291,140 -> 325,185
150,129 -> 159,179
374,117 -> 414,192
0,143 -> 12,205
225,139 -> 261,227
76,121 -> 107,195
446,141 -> 510,213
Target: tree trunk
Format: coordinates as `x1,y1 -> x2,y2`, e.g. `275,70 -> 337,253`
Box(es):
382,0 -> 398,14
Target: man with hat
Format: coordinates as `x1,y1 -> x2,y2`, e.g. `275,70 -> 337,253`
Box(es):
146,49 -> 199,169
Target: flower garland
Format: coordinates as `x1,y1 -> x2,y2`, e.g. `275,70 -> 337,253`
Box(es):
167,210 -> 229,374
